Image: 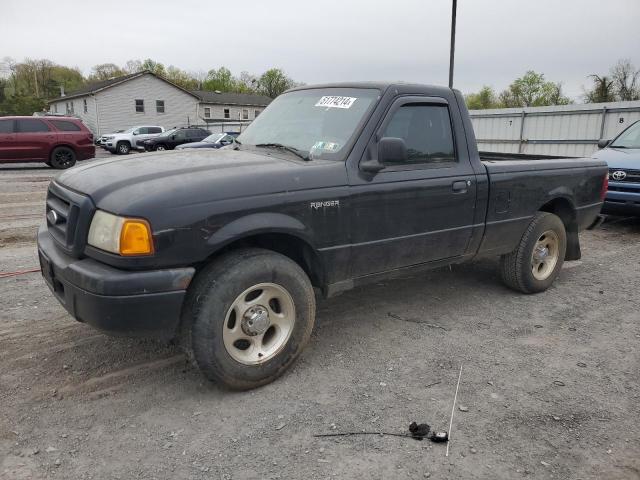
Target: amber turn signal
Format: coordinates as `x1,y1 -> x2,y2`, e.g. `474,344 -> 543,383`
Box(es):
119,219 -> 154,256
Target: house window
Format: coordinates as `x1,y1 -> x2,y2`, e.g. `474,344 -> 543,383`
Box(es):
66,102 -> 74,114
254,110 -> 260,118
135,99 -> 144,113
242,109 -> 249,120
224,108 -> 230,119
83,99 -> 88,113
156,100 -> 165,113
54,104 -> 58,113
204,107 -> 211,118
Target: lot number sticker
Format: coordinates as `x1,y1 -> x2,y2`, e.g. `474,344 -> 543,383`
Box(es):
315,96 -> 357,109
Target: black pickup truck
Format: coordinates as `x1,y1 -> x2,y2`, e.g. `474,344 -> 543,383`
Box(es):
38,82 -> 608,389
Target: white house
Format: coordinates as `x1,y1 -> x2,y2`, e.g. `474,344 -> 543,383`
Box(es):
47,71 -> 272,136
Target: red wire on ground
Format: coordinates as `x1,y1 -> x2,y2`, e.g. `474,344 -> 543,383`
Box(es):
0,268 -> 41,278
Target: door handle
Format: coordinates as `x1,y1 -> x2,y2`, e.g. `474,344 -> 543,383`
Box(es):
452,180 -> 470,193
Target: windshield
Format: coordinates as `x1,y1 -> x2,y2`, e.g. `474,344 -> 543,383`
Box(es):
160,128 -> 177,137
237,87 -> 380,160
203,133 -> 226,143
611,121 -> 640,149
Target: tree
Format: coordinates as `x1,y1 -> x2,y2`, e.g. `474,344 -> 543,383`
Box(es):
165,65 -> 197,90
236,71 -> 258,93
584,75 -> 616,103
89,63 -> 125,81
610,59 -> 640,101
498,71 -> 571,107
140,59 -> 166,77
465,86 -> 499,110
203,67 -> 236,92
258,68 -> 295,98
122,59 -> 143,74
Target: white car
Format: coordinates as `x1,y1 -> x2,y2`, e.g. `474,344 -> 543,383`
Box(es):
104,126 -> 164,154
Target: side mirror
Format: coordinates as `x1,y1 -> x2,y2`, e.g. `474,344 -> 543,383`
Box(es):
378,137 -> 408,164
132,131 -> 138,135
597,139 -> 611,149
171,135 -> 176,140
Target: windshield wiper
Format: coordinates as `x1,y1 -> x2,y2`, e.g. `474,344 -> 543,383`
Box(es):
255,143 -> 310,161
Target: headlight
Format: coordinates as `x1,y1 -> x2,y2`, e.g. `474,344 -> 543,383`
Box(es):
87,210 -> 154,256
105,135 -> 115,140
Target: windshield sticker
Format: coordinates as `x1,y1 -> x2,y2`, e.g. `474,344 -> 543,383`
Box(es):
311,141 -> 341,153
315,96 -> 357,109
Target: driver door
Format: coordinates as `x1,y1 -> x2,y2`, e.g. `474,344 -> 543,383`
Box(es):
348,96 -> 477,277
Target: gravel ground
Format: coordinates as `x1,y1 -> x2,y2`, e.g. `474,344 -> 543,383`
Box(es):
1,154 -> 639,479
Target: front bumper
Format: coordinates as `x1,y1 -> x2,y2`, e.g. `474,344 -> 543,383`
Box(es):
37,225 -> 195,339
78,145 -> 96,160
602,187 -> 640,216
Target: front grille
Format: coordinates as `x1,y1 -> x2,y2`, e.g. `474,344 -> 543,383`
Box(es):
46,182 -> 94,257
609,168 -> 640,183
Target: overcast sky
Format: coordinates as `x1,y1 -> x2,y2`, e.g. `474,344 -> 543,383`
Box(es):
2,0 -> 639,100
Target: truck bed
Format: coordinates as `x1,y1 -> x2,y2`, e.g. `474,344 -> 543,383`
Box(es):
479,151 -> 601,173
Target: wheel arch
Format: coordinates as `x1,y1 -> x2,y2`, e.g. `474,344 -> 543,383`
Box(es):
538,196 -> 580,260
199,213 -> 326,289
49,143 -> 77,159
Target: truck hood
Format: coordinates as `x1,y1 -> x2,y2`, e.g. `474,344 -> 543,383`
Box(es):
56,148 -> 346,216
591,147 -> 640,169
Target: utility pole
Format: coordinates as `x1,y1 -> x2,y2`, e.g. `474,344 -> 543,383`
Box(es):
34,69 -> 39,97
448,0 -> 457,89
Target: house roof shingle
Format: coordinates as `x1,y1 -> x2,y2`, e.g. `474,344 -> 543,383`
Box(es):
191,90 -> 272,107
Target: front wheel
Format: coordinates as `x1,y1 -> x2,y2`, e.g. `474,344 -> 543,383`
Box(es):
49,147 -> 76,169
155,144 -> 167,151
116,141 -> 130,154
499,212 -> 567,293
181,248 -> 316,390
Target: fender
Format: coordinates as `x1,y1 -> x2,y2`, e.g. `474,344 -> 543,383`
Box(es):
205,212 -> 315,253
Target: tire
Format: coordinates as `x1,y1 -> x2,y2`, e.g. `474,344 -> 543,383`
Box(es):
500,212 -> 567,294
49,146 -> 76,169
155,144 -> 167,151
181,248 -> 316,390
116,141 -> 130,155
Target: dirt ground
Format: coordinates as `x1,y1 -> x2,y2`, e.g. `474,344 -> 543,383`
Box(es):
1,153 -> 639,480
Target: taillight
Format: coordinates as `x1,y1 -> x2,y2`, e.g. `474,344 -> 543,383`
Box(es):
600,172 -> 608,201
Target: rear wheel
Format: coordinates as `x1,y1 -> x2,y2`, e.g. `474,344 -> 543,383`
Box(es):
500,212 -> 567,293
181,248 -> 315,390
49,147 -> 76,169
116,141 -> 130,155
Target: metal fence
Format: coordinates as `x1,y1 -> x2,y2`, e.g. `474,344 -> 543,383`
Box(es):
469,100 -> 640,157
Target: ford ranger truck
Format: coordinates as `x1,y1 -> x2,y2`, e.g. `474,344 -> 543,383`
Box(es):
37,82 -> 608,390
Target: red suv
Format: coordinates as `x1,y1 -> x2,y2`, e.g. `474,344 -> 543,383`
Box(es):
0,116 -> 95,169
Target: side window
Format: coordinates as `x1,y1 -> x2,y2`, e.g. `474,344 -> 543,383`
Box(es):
174,130 -> 186,139
156,100 -> 165,113
148,127 -> 162,134
382,104 -> 456,165
16,119 -> 51,133
135,99 -> 144,113
137,127 -> 149,134
224,108 -> 230,119
0,119 -> 14,133
49,120 -> 81,131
